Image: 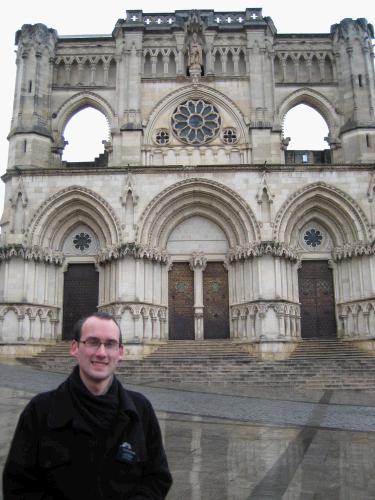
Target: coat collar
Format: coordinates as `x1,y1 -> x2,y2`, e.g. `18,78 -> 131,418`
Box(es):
47,372 -> 139,430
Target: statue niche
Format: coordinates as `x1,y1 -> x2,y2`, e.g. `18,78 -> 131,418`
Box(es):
187,32 -> 203,77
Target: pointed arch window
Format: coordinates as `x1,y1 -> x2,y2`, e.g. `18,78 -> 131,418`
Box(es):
62,107 -> 110,162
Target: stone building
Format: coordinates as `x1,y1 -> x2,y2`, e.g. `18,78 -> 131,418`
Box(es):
0,9 -> 374,357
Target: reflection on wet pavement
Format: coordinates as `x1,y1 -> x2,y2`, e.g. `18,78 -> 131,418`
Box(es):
1,368 -> 375,499
160,412 -> 375,499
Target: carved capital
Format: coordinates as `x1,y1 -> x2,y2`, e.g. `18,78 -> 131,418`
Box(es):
189,251 -> 207,271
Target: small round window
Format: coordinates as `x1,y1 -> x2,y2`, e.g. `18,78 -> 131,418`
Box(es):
222,127 -> 238,144
299,223 -> 332,252
155,129 -> 170,145
303,228 -> 323,248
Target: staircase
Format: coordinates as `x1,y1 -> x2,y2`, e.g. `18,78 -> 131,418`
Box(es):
18,339 -> 375,389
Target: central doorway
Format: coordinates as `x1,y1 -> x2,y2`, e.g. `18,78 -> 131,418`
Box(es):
298,260 -> 337,338
62,263 -> 99,339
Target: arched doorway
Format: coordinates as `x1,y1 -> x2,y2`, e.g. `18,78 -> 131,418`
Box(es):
167,216 -> 229,340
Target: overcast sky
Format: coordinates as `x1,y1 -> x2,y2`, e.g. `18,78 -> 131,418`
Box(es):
1,0 -> 374,211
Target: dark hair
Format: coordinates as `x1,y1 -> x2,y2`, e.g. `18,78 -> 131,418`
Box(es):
73,312 -> 123,345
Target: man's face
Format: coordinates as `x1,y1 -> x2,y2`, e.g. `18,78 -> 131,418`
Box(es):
70,316 -> 124,388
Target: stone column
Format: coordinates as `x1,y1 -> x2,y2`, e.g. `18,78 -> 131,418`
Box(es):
174,33 -> 185,76
133,308 -> 141,341
143,312 -> 151,340
190,252 -> 207,340
151,316 -> 157,339
17,314 -> 25,341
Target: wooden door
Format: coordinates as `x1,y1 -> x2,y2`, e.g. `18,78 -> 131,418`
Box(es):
62,264 -> 99,339
203,262 -> 229,339
298,260 -> 336,338
168,262 -> 195,340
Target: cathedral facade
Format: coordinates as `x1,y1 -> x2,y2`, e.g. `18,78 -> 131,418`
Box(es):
1,9 -> 375,357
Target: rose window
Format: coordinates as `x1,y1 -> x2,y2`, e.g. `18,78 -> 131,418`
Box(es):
222,127 -> 238,144
303,229 -> 323,248
171,99 -> 221,145
73,233 -> 92,251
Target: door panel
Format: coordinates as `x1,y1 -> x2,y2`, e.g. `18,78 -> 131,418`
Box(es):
168,262 -> 195,340
203,262 -> 229,339
62,264 -> 99,339
298,260 -> 336,338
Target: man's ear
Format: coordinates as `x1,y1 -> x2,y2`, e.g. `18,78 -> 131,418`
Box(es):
118,344 -> 124,360
70,340 -> 79,359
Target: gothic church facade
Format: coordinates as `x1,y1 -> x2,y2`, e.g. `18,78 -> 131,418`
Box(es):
1,9 -> 375,357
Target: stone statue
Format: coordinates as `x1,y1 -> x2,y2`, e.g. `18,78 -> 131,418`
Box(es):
188,32 -> 203,68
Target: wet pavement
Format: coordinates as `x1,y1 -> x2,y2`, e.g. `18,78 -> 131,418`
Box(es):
1,361 -> 375,499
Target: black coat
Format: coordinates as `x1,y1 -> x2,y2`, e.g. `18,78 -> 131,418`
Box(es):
3,376 -> 172,499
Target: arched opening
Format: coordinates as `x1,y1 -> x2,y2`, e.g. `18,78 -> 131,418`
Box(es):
156,52 -> 163,75
238,50 -> 246,75
62,107 -> 109,163
168,52 -> 176,76
214,52 -> 222,74
144,53 -> 152,76
283,104 -> 330,164
227,52 -> 234,75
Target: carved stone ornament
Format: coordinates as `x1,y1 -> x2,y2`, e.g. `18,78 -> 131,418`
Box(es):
228,241 -> 299,262
0,244 -> 63,265
189,251 -> 207,270
97,242 -> 169,264
333,241 -> 375,261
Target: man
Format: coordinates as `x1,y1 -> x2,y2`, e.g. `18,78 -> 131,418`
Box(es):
3,312 -> 172,499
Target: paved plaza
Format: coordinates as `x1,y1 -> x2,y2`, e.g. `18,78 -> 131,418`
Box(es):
1,360 -> 375,499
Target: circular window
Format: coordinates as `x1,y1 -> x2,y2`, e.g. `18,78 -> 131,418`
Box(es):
303,228 -> 323,248
73,233 -> 92,252
222,127 -> 238,144
155,129 -> 170,145
171,99 -> 221,145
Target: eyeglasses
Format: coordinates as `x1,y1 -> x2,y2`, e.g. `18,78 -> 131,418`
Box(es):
78,338 -> 121,351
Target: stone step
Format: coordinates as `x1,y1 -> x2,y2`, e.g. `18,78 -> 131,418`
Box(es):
18,338 -> 375,389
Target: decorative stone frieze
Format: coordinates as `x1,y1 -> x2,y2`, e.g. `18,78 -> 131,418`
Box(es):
337,299 -> 375,338
333,241 -> 375,261
230,300 -> 301,340
0,244 -> 63,265
97,243 -> 169,264
0,304 -> 60,342
99,302 -> 168,341
228,241 -> 299,262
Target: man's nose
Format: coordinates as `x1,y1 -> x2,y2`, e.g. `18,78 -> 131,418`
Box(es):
96,343 -> 107,355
